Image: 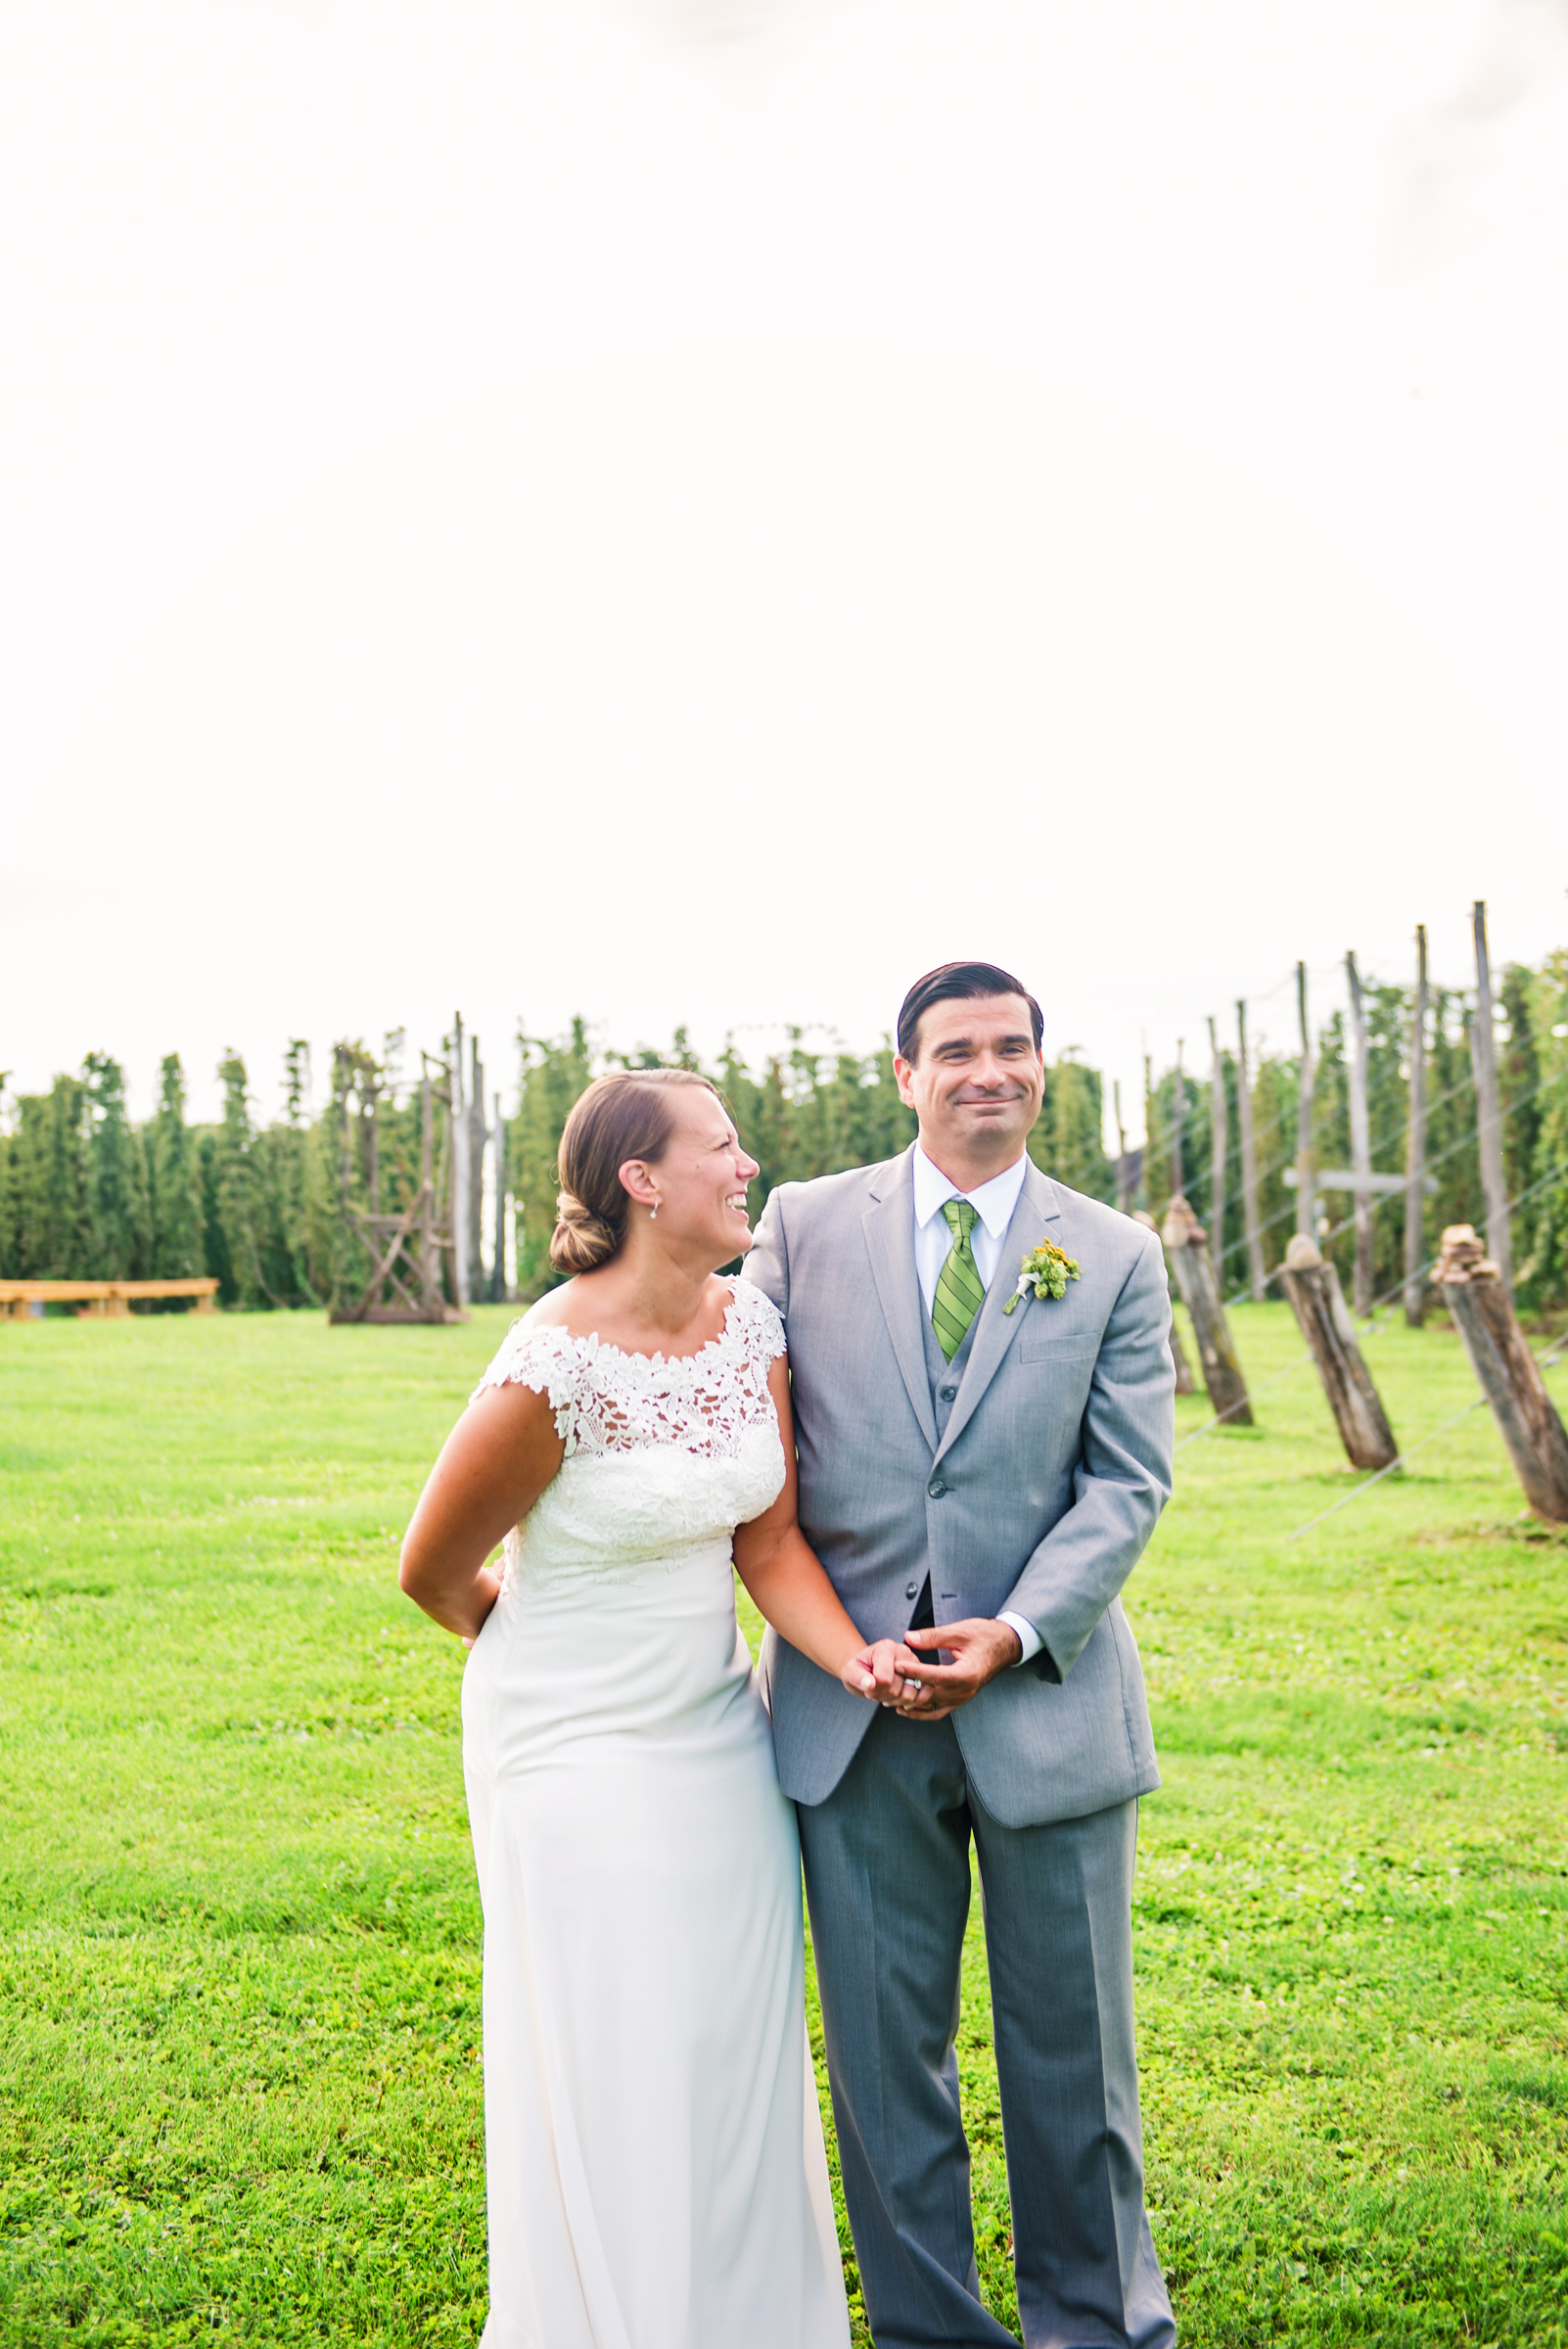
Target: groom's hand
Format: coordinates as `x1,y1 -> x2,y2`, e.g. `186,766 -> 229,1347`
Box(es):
896,1619 -> 1023,1719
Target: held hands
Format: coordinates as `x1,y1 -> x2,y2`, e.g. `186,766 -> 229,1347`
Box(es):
839,1619 -> 1024,1722
839,1637 -> 921,1705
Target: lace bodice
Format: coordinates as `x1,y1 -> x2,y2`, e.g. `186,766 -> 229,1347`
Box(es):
473,1281 -> 789,1592
475,1281 -> 786,1458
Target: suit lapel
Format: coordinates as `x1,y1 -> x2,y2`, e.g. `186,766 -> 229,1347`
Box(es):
934,1158 -> 1061,1467
861,1147 -> 939,1453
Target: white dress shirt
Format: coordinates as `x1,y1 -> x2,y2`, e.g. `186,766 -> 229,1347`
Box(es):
909,1144 -> 1042,1667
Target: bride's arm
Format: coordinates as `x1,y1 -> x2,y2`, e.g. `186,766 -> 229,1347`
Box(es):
398,1382 -> 566,1640
733,1359 -> 913,1704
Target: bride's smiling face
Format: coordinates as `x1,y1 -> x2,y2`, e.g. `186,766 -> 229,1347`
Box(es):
623,1089 -> 760,1264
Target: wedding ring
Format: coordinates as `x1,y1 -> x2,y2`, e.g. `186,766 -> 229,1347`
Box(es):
904,1678 -> 922,1695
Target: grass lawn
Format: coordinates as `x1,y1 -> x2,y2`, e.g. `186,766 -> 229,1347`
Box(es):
0,1299 -> 1564,2345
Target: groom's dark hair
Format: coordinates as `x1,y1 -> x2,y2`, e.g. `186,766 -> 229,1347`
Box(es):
897,962 -> 1044,1063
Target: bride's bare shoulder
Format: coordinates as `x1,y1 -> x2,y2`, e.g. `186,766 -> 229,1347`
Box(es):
519,1281 -> 579,1334
519,1272 -> 612,1343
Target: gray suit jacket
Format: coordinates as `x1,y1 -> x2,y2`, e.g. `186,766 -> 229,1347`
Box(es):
742,1146 -> 1174,1827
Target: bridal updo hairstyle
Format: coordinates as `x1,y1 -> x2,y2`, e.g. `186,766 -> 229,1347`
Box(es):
549,1068 -> 720,1275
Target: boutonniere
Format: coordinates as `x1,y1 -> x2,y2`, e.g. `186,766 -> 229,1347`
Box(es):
1002,1237 -> 1082,1313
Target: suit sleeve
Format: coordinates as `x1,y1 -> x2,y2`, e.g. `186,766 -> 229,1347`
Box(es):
742,1183 -> 790,1323
999,1228 -> 1175,1681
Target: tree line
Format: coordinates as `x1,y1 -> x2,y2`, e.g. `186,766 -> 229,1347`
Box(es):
3,947 -> 1564,1313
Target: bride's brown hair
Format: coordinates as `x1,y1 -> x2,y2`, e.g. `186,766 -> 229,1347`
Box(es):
549,1069 -> 720,1275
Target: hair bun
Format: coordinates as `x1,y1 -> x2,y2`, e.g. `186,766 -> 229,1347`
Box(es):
549,1189 -> 620,1274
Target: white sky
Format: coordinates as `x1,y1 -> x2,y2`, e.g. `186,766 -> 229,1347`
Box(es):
3,0 -> 1566,1137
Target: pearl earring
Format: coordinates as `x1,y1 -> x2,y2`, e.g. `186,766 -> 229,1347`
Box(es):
649,1196 -> 660,1221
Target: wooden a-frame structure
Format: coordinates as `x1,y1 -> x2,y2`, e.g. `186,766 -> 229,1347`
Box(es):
329,1052 -> 468,1325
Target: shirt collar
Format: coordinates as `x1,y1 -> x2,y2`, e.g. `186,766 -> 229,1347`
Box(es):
910,1142 -> 1029,1240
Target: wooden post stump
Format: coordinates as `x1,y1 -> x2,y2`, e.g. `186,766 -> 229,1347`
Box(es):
1280,1234 -> 1398,1470
1434,1225 -> 1568,1522
1133,1210 -> 1194,1394
1161,1195 -> 1253,1425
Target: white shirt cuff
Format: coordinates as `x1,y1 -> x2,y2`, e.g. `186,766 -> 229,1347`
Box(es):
997,1610 -> 1042,1666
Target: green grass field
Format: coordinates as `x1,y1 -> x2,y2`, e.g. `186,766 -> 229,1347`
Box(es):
1,1300 -> 1564,2345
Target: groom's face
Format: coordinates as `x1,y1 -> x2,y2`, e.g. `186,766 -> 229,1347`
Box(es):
894,993 -> 1045,1170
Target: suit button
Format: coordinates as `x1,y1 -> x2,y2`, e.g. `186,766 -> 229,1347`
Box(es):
904,1581 -> 918,1600
928,1478 -> 946,1498
940,1385 -> 957,1401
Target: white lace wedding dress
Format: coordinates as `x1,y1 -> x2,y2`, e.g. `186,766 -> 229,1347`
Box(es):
462,1280 -> 849,2349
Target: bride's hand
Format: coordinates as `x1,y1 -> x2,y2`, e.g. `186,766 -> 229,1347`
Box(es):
841,1637 -> 927,1706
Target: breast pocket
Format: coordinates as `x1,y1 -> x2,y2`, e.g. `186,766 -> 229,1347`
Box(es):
1017,1338 -> 1101,1365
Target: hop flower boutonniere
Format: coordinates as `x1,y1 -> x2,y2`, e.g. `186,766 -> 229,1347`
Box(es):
1002,1237 -> 1082,1313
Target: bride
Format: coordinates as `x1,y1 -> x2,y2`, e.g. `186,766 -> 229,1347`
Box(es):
399,1069 -> 899,2348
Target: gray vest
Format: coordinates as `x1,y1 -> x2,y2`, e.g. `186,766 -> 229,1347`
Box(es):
922,1293 -> 980,1431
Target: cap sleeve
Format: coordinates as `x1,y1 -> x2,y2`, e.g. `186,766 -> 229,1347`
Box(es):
472,1319 -> 587,1452
730,1278 -> 787,1370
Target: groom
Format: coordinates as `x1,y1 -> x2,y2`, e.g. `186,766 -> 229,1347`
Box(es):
744,960 -> 1176,2349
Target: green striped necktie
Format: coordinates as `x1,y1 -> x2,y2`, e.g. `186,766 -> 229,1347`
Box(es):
932,1198 -> 986,1363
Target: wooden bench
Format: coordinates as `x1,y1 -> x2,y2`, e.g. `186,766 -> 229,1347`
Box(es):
0,1278 -> 220,1320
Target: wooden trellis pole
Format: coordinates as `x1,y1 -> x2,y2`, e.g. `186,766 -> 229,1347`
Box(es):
1404,925 -> 1429,1327
1435,1225 -> 1568,1522
1346,950 -> 1373,1316
1294,960 -> 1315,1241
1207,1014 -> 1227,1288
1133,1209 -> 1195,1394
490,1090 -> 509,1304
1171,1039 -> 1185,1204
1236,999 -> 1266,1302
1143,1053 -> 1155,1207
450,1013 -> 470,1307
1162,1195 -> 1252,1425
1469,900 -> 1512,1296
1280,1234 -> 1398,1470
468,1036 -> 488,1299
420,1072 -> 441,1317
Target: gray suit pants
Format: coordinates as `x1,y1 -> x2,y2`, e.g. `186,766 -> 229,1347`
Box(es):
798,1710 -> 1175,2349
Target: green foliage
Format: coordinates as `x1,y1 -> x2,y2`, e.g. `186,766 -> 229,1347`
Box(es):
4,1078 -> 91,1281
252,1043 -> 324,1309
1509,956 -> 1568,1313
1247,1054 -> 1298,1280
715,1032 -> 915,1198
1356,979 -> 1414,1304
212,1052 -> 266,1310
507,1021 -> 595,1300
81,1054 -> 151,1281
148,1056 -> 204,1282
1030,1054 -> 1115,1202
1425,990 -> 1484,1252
